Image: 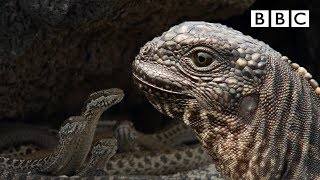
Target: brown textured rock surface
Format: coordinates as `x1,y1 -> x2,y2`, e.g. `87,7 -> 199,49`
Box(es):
0,0 -> 255,122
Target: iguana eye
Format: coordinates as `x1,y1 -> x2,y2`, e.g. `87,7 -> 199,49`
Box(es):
194,52 -> 214,67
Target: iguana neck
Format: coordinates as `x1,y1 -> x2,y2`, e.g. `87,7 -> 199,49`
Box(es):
189,58 -> 320,179
250,58 -> 320,179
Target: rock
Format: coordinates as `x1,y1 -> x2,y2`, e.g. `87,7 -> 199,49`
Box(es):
0,0 -> 255,121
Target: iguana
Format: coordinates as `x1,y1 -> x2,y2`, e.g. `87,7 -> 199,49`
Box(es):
132,21 -> 320,179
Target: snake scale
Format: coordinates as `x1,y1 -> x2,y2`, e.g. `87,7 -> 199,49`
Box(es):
0,88 -> 124,175
0,88 -> 215,179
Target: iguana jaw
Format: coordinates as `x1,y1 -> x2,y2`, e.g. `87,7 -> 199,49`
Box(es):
132,62 -> 194,100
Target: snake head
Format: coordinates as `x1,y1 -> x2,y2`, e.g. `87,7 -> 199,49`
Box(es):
82,88 -> 124,116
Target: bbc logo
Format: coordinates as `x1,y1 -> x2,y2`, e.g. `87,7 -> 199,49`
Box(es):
251,10 -> 309,27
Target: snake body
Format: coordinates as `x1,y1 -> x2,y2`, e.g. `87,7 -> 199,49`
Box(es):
59,88 -> 124,175
0,123 -> 58,159
0,88 -> 124,176
0,116 -> 86,174
83,120 -> 211,175
0,88 -> 215,179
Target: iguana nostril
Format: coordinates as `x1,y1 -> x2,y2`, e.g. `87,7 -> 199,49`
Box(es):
140,45 -> 152,56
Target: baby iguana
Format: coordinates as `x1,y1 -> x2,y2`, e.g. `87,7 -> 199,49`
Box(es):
132,21 -> 320,179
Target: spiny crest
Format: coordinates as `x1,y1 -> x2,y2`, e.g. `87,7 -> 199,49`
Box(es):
279,55 -> 320,96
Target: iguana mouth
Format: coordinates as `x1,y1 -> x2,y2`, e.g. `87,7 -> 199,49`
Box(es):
132,73 -> 194,100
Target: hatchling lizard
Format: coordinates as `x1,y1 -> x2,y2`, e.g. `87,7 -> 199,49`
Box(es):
132,21 -> 320,179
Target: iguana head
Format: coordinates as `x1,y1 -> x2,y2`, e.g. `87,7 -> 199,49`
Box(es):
132,22 -> 320,178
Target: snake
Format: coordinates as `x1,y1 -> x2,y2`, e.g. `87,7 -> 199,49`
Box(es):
0,88 -> 124,176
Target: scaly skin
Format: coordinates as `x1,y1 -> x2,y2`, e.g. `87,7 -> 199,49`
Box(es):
0,123 -> 58,159
113,120 -> 197,152
0,88 -> 124,176
0,119 -> 210,177
133,21 -> 320,179
82,140 -> 211,176
81,120 -> 211,176
0,139 -> 215,179
0,88 -> 214,178
0,116 -> 87,174
0,144 -> 214,179
92,120 -> 211,176
0,123 -> 57,150
60,88 -> 124,175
